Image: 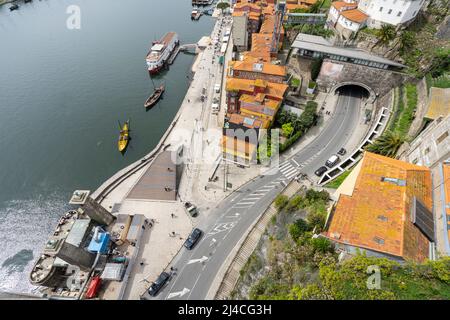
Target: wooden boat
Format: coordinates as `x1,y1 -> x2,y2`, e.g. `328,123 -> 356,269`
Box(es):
118,120 -> 130,152
144,84 -> 165,108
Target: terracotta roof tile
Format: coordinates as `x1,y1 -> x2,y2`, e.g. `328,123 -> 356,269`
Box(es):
340,8 -> 368,23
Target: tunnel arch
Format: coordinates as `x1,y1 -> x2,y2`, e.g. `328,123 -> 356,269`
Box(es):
331,82 -> 376,102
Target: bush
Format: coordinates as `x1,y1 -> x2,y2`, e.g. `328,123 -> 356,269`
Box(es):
274,195 -> 289,211
311,237 -> 333,254
289,219 -> 310,240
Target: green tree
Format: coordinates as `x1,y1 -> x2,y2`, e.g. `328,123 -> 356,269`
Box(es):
217,1 -> 230,12
375,25 -> 397,46
310,59 -> 323,80
288,219 -> 310,240
282,123 -> 294,137
365,131 -> 404,158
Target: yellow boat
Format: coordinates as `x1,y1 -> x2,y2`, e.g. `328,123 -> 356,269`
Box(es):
118,120 -> 130,152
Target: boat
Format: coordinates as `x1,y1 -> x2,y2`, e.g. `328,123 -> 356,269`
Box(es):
191,9 -> 202,20
146,32 -> 179,75
9,4 -> 19,11
118,120 -> 130,152
144,83 -> 165,109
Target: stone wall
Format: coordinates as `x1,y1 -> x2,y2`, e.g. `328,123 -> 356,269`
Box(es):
316,59 -> 409,99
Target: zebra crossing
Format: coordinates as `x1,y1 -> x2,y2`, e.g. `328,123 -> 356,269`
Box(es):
279,160 -> 300,180
231,179 -> 285,209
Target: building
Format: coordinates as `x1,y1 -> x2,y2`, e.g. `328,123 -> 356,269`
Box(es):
226,78 -> 288,113
233,1 -> 262,34
232,12 -> 249,51
291,33 -> 405,70
358,0 -> 426,29
228,57 -> 287,83
327,1 -> 368,39
327,0 -> 427,39
323,152 -> 435,263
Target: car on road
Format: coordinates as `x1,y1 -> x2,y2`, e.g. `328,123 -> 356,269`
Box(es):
184,228 -> 203,250
338,148 -> 346,156
184,202 -> 199,217
211,97 -> 219,114
148,272 -> 170,297
214,83 -> 221,93
325,154 -> 340,168
315,166 -> 328,177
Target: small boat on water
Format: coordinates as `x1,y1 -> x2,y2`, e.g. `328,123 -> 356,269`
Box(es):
144,83 -> 165,109
9,4 -> 19,11
118,120 -> 130,152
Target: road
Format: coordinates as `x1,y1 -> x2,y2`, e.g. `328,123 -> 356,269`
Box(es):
146,86 -> 364,300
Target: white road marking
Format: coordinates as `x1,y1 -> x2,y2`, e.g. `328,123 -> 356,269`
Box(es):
281,167 -> 297,177
292,158 -> 300,167
187,256 -> 209,265
167,288 -> 190,299
242,197 -> 261,201
236,201 -> 256,205
210,238 -> 217,246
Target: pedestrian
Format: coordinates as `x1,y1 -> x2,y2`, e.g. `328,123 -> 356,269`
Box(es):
140,262 -> 144,266
142,225 -> 145,230
171,213 -> 175,218
172,231 -> 176,236
170,266 -> 174,271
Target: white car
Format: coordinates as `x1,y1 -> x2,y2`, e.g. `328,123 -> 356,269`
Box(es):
214,83 -> 221,93
211,98 -> 219,114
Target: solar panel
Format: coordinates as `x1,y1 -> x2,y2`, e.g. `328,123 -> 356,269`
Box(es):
411,196 -> 435,242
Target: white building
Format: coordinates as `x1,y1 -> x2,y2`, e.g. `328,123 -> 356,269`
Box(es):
359,0 -> 426,28
231,13 -> 249,52
327,0 -> 426,39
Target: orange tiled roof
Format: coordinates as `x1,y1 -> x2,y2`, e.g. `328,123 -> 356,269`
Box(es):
222,135 -> 257,160
286,3 -> 309,11
323,152 -> 432,263
226,78 -> 288,100
331,1 -> 358,10
340,8 -> 368,23
300,0 -> 318,4
230,58 -> 287,76
226,112 -> 264,129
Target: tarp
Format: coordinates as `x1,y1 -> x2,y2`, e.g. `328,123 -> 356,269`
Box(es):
87,232 -> 110,254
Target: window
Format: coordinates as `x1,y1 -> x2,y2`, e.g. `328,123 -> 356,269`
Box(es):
437,131 -> 449,144
397,11 -> 402,16
379,6 -> 383,11
388,9 -> 392,14
373,237 -> 385,245
377,215 -> 388,222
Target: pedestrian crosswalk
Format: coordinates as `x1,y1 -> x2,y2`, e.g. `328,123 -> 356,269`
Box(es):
279,160 -> 300,180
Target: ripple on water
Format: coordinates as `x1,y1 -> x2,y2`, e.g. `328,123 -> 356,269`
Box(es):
0,194 -> 68,293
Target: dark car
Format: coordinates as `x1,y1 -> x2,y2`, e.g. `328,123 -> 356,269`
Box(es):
184,228 -> 203,250
148,272 -> 170,297
338,148 -> 346,156
314,166 -> 328,177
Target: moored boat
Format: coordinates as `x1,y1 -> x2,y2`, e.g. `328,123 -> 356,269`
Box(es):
144,84 -> 165,109
146,32 -> 179,75
118,120 -> 130,152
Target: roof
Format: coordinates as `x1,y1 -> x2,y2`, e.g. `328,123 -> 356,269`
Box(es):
226,78 -> 288,100
323,152 -> 433,263
230,58 -> 287,76
340,8 -> 368,23
222,135 -> 258,161
425,87 -> 450,120
225,112 -> 264,129
292,33 -> 405,68
331,1 -> 358,11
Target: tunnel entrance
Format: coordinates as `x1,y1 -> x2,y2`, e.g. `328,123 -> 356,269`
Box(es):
335,84 -> 370,100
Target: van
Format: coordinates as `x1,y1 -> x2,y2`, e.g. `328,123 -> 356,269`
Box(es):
325,155 -> 340,168
214,83 -> 221,93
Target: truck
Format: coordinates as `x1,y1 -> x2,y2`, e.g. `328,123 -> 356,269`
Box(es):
184,202 -> 199,217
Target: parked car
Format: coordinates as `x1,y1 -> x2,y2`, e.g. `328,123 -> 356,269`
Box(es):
214,83 -> 221,93
211,97 -> 220,114
337,148 -> 346,156
184,202 -> 199,217
314,166 -> 328,177
184,228 -> 203,250
325,155 -> 340,168
148,272 -> 170,297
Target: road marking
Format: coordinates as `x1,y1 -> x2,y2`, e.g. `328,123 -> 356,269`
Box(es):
281,167 -> 297,177
279,162 -> 291,170
207,222 -> 236,236
235,201 -> 255,205
242,197 -> 261,201
187,256 -> 209,265
167,288 -> 190,299
292,158 -> 300,167
210,238 -> 217,246
250,193 -> 266,196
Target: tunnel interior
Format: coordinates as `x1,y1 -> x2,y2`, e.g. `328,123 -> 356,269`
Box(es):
335,84 -> 370,100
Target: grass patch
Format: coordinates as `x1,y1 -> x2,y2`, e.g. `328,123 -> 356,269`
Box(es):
395,83 -> 417,138
324,169 -> 352,189
291,77 -> 301,88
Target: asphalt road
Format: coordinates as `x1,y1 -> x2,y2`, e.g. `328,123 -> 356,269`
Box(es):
148,87 -> 364,300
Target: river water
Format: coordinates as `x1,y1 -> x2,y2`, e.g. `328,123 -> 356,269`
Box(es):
0,0 -> 213,293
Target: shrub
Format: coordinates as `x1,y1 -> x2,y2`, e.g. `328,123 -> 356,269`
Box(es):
311,237 -> 333,254
274,195 -> 289,211
289,219 -> 310,240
